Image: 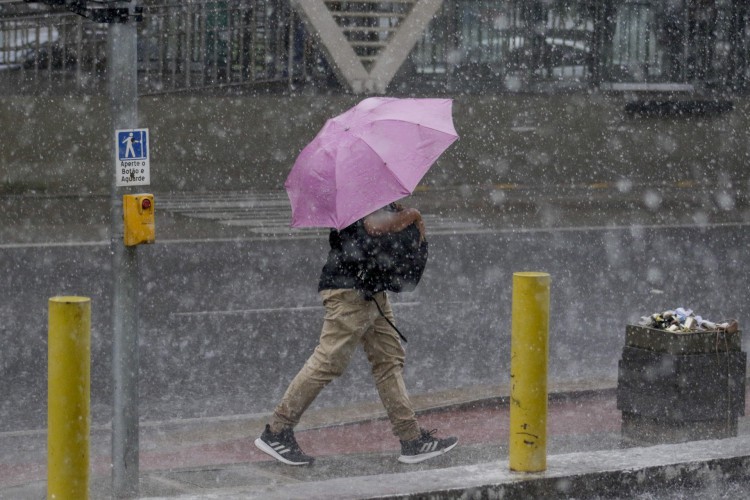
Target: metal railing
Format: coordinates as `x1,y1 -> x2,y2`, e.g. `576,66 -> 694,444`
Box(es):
0,2 -> 108,90
412,0 -> 599,91
1,0 -> 749,95
413,0 -> 749,93
137,0 -> 300,93
0,0 -> 311,94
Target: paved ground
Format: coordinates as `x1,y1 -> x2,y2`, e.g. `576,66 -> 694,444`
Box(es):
2,380 -> 749,499
2,180 -> 749,245
2,188 -> 749,498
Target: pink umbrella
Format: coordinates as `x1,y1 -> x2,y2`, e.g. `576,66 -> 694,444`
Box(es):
285,97 -> 458,230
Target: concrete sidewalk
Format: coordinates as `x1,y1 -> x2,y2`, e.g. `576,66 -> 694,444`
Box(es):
2,190 -> 749,498
2,383 -> 750,499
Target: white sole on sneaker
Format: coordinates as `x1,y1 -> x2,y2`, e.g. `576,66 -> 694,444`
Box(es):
254,437 -> 313,466
397,440 -> 458,464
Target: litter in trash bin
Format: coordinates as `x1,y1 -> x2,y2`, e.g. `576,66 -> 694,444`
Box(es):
638,307 -> 739,334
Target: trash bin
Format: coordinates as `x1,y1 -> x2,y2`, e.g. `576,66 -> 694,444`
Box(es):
617,324 -> 745,445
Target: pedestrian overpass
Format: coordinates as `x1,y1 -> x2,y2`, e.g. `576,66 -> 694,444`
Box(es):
2,1 -> 749,96
291,0 -> 443,94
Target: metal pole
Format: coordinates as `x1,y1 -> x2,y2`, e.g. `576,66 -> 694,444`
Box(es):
48,296 -> 91,500
108,3 -> 140,497
509,272 -> 550,473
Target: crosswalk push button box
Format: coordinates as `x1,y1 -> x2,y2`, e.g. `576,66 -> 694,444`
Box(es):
123,194 -> 155,246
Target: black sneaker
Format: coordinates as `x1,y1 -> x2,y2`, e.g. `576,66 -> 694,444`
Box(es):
398,428 -> 458,464
254,424 -> 315,465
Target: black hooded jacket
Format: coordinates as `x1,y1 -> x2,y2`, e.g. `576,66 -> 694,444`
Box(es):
317,204 -> 427,296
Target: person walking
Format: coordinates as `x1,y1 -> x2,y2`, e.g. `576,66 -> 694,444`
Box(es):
254,203 -> 458,466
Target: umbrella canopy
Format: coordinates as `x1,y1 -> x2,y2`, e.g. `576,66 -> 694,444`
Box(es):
285,97 -> 458,230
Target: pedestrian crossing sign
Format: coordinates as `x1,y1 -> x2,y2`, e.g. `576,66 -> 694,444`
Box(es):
115,128 -> 150,186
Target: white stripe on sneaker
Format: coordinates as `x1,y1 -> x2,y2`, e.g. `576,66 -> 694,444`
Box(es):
254,437 -> 312,466
419,441 -> 438,453
398,438 -> 458,464
271,442 -> 290,455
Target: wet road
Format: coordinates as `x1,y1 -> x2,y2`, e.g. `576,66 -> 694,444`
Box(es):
1,188 -> 749,432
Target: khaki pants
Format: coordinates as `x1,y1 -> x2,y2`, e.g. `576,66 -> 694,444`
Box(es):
270,289 -> 420,441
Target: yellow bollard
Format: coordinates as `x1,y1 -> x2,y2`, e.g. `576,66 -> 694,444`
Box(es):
48,296 -> 91,500
509,272 -> 550,472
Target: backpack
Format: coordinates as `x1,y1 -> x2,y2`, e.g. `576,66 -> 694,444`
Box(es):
356,222 -> 428,343
357,222 -> 428,296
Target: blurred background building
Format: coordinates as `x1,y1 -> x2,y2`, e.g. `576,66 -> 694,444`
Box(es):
1,0 -> 748,96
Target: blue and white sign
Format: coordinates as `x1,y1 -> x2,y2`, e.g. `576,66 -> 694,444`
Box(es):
115,128 -> 150,186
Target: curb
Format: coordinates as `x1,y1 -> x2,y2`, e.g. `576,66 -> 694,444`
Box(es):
146,436 -> 750,500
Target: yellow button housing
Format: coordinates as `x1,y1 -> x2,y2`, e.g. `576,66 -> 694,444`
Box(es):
123,194 -> 155,246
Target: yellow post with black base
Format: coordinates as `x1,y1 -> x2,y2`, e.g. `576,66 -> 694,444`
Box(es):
509,272 -> 550,472
48,296 -> 91,500
123,193 -> 155,246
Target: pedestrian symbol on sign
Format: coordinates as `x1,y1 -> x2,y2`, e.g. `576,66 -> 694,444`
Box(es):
118,130 -> 147,160
115,128 -> 150,187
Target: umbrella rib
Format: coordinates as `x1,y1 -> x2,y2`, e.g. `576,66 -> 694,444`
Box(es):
352,133 -> 411,192
366,118 -> 458,137
353,118 -> 456,188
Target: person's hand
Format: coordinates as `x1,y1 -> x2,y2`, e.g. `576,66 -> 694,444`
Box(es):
403,208 -> 425,242
416,216 -> 425,243
364,206 -> 425,241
